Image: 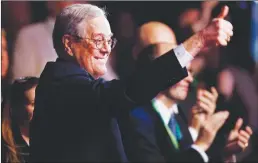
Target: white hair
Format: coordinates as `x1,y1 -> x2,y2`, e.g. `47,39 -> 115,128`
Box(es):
53,3 -> 107,55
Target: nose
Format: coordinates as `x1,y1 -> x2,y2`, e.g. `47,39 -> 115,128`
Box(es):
186,71 -> 194,83
100,40 -> 111,53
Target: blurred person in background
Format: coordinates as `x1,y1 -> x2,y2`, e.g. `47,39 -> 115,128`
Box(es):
2,29 -> 10,103
217,46 -> 258,161
2,29 -> 9,80
2,77 -> 39,163
11,1 -> 78,82
112,11 -> 136,80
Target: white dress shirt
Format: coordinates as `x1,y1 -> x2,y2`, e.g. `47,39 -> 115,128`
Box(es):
173,43 -> 193,68
152,98 -> 209,162
11,17 -> 58,81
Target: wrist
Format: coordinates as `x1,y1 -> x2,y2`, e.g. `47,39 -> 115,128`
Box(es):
189,123 -> 201,132
182,32 -> 205,58
194,140 -> 209,151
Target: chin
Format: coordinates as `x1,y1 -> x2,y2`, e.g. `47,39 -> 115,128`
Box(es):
96,68 -> 107,77
178,93 -> 188,101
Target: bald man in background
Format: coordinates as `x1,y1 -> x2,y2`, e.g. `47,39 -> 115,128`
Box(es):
132,22 -> 177,60
119,21 -> 252,163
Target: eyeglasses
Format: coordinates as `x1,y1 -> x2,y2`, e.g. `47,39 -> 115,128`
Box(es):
75,35 -> 117,50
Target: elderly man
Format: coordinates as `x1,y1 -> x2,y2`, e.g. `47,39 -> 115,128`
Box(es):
120,21 -> 252,163
30,4 -> 233,162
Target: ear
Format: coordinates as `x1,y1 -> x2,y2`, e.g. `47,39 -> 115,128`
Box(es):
62,35 -> 74,57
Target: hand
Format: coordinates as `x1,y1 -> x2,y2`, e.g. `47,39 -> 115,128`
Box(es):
182,6 -> 233,57
194,111 -> 229,151
196,87 -> 218,115
224,118 -> 253,157
199,5 -> 233,48
189,87 -> 218,132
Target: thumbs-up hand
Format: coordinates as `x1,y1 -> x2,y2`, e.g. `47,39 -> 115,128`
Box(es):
223,118 -> 253,158
198,5 -> 233,48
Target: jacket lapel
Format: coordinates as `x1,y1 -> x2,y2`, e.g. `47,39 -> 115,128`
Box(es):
176,105 -> 194,149
149,103 -> 179,151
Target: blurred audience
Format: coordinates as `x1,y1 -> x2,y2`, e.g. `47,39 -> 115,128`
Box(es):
178,1 -> 258,161
11,2 -> 77,82
111,11 -> 136,80
2,77 -> 39,163
2,1 -> 32,45
217,47 -> 258,161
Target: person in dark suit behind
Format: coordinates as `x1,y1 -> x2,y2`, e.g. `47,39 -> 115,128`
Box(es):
29,3 -> 234,162
120,21 -> 252,163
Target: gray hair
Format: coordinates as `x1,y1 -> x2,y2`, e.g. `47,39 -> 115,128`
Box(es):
53,3 -> 107,55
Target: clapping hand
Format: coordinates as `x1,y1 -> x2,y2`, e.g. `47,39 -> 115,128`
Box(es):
224,118 -> 253,157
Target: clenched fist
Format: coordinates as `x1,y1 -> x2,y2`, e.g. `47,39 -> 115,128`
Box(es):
183,6 -> 233,57
199,6 -> 233,47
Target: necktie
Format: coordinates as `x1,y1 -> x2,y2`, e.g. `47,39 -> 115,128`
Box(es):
168,113 -> 183,141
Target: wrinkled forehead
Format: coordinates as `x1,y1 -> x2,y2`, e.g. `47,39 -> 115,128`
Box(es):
86,16 -> 112,38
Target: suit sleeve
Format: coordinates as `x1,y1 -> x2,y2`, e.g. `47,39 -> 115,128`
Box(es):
119,107 -> 167,162
92,48 -> 188,116
124,48 -> 188,103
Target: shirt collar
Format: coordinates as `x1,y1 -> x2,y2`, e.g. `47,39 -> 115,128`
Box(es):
152,98 -> 179,125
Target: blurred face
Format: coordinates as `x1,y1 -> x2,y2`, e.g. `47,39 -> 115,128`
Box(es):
23,86 -> 36,122
165,64 -> 194,102
72,16 -> 113,79
179,9 -> 200,28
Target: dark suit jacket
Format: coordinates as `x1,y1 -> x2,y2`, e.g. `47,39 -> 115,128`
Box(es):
119,103 -> 205,162
29,48 -> 188,162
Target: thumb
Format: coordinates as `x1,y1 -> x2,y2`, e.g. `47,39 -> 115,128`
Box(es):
217,5 -> 229,19
234,118 -> 243,131
211,86 -> 218,99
